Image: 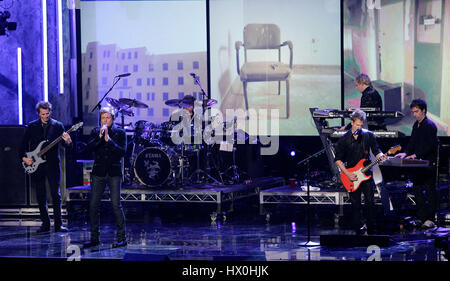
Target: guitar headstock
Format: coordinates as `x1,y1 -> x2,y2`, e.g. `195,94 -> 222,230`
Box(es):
69,122 -> 84,132
387,145 -> 401,155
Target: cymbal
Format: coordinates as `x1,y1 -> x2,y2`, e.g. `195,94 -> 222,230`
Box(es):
106,97 -> 135,116
165,97 -> 218,108
119,98 -> 148,108
118,107 -> 135,117
204,99 -> 217,107
165,99 -> 182,107
191,98 -> 217,108
105,97 -> 123,109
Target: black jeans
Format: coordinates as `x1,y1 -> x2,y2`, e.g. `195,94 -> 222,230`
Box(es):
349,179 -> 375,231
412,167 -> 437,222
31,164 -> 62,228
89,174 -> 126,242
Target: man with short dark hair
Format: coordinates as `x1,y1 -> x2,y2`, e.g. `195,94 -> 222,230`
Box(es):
335,110 -> 387,235
20,101 -> 72,233
395,99 -> 438,229
84,107 -> 127,248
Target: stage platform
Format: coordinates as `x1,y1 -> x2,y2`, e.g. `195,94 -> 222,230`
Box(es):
66,177 -> 285,219
260,185 -> 354,206
259,185 -> 399,224
258,184 -> 429,206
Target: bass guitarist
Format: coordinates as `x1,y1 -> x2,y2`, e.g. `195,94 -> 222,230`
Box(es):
334,110 -> 387,235
19,101 -> 72,234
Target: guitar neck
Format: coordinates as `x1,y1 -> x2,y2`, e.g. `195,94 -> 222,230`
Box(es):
361,157 -> 382,173
36,127 -> 75,157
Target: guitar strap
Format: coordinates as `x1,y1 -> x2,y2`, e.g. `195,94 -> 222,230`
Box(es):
361,130 -> 368,161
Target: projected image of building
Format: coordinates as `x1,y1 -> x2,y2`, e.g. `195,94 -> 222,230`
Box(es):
82,42 -> 207,133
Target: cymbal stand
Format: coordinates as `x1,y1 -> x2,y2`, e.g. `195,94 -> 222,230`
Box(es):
222,119 -> 242,184
190,144 -> 222,185
190,74 -> 222,185
175,139 -> 190,189
223,145 -> 240,184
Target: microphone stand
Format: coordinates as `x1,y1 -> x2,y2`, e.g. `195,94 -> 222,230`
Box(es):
296,148 -> 326,247
91,76 -> 122,114
435,142 -> 441,228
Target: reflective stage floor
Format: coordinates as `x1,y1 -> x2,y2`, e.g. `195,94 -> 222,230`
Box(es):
0,207 -> 448,262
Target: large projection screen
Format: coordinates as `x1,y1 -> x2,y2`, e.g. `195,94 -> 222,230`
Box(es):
343,0 -> 450,136
80,0 -> 207,134
209,0 -> 341,136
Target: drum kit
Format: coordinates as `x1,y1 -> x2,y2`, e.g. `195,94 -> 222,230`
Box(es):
105,96 -> 246,189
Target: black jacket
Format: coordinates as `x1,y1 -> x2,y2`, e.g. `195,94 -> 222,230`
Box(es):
87,125 -> 127,177
361,87 -> 385,130
360,87 -> 383,109
19,118 -> 71,168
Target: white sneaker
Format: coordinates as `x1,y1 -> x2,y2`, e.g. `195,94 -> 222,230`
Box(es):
422,220 -> 436,229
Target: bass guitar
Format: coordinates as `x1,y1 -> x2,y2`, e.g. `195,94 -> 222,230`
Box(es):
22,122 -> 83,174
341,145 -> 401,192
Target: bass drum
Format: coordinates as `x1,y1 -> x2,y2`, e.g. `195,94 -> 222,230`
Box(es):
133,147 -> 179,187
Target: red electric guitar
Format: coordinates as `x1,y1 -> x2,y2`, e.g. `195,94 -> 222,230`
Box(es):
340,145 -> 401,192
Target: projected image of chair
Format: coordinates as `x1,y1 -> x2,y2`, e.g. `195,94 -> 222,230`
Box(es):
235,24 -> 293,118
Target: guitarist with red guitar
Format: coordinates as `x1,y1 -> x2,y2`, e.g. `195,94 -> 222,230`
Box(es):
19,101 -> 73,234
334,110 -> 388,235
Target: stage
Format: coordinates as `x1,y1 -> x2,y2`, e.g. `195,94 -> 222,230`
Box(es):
0,214 -> 448,262
0,176 -> 448,262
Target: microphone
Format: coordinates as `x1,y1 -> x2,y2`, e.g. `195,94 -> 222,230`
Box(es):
100,125 -> 108,136
190,72 -> 197,78
353,129 -> 360,135
115,73 -> 131,78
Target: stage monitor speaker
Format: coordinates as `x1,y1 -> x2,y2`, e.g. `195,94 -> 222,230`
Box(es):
0,126 -> 28,206
123,253 -> 170,261
320,234 -> 391,247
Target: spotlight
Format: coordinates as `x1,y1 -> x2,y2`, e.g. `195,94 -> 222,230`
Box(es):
0,11 -> 17,36
290,150 -> 296,157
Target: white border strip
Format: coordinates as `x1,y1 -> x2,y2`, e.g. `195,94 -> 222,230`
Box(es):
57,0 -> 64,94
17,47 -> 23,125
42,0 -> 48,101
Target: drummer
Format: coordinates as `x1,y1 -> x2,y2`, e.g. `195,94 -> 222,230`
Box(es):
180,95 -> 196,120
169,95 -> 202,144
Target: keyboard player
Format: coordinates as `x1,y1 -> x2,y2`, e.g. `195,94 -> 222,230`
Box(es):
394,99 -> 439,229
340,74 -> 386,131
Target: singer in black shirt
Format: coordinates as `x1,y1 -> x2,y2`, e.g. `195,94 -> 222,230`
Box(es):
395,99 -> 438,228
84,107 -> 127,248
335,110 -> 386,235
